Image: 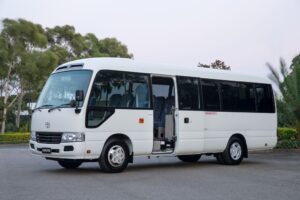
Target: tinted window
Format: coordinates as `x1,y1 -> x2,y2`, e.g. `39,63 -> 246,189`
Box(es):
88,71 -> 150,109
255,84 -> 274,113
221,82 -> 239,111
177,76 -> 200,110
201,79 -> 220,111
238,83 -> 255,112
220,82 -> 256,112
87,71 -> 150,128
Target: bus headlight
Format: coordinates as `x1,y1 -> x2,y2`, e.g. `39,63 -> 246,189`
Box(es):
31,131 -> 36,141
61,132 -> 85,142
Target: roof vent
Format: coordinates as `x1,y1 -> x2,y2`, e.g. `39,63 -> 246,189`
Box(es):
70,64 -> 83,68
56,66 -> 68,71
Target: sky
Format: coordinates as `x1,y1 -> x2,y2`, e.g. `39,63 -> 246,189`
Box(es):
0,0 -> 299,79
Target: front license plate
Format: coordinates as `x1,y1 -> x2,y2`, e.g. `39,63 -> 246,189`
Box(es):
41,148 -> 51,154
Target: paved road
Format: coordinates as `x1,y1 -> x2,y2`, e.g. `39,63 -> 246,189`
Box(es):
0,144 -> 299,200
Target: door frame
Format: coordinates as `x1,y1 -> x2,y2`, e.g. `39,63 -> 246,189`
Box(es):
150,74 -> 179,154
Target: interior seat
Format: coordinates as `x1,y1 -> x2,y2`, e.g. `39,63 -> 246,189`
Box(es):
109,94 -> 122,107
135,84 -> 149,108
153,97 -> 165,130
121,93 -> 134,108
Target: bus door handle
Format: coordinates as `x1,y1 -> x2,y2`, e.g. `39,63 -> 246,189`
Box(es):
184,117 -> 189,123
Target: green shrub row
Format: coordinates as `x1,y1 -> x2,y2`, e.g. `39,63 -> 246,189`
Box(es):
276,140 -> 300,149
0,132 -> 30,144
0,128 -> 299,148
277,128 -> 298,140
276,128 -> 299,149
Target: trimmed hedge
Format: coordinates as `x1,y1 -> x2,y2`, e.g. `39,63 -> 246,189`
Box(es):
277,128 -> 298,140
276,139 -> 300,149
0,128 -> 299,148
0,132 -> 30,144
276,128 -> 299,149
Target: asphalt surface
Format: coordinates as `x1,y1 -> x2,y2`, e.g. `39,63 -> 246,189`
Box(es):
0,144 -> 299,200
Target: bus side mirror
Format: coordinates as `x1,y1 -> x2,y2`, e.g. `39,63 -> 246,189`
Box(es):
75,90 -> 84,102
75,90 -> 84,114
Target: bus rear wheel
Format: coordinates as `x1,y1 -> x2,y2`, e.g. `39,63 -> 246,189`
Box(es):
217,137 -> 244,165
58,160 -> 82,169
99,139 -> 129,173
178,155 -> 201,162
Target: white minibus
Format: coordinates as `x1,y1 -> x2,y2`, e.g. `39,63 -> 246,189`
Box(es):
30,58 -> 277,172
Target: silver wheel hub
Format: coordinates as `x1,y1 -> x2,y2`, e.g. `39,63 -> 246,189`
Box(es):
230,142 -> 242,160
108,145 -> 125,167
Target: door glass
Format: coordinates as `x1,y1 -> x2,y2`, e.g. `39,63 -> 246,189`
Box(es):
87,70 -> 151,127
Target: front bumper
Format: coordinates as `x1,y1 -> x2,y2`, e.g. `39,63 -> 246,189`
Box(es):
29,140 -> 87,159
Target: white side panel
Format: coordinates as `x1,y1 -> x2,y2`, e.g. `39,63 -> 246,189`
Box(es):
84,109 -> 153,157
175,111 -> 204,154
203,112 -> 277,153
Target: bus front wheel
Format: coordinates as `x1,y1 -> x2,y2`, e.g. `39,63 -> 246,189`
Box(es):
99,139 -> 129,173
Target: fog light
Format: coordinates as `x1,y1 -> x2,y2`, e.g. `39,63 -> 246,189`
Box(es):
64,146 -> 74,151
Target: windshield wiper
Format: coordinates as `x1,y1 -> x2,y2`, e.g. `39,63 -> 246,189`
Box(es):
32,104 -> 53,112
48,103 -> 72,113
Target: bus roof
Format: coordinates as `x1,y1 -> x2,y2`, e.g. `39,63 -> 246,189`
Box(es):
55,57 -> 271,84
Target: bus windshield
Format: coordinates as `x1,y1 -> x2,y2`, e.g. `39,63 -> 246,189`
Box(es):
36,70 -> 92,108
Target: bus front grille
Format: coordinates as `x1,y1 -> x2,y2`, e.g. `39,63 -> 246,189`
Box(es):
36,132 -> 62,144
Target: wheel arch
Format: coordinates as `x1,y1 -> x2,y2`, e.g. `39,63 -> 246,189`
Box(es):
104,133 -> 134,162
229,133 -> 248,158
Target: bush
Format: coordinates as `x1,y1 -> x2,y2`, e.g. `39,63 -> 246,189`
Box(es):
276,139 -> 300,149
277,128 -> 298,140
0,132 -> 30,144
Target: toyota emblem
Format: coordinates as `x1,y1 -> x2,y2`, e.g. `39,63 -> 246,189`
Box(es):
45,122 -> 50,128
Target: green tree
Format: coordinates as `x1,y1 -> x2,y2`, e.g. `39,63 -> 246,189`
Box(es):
198,59 -> 231,70
1,18 -> 133,133
0,18 -> 57,133
276,99 -> 296,127
46,27 -> 133,65
46,25 -> 87,63
267,55 -> 300,138
98,38 -> 133,58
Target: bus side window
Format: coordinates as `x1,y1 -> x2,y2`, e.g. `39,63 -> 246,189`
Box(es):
255,84 -> 275,113
201,79 -> 220,111
126,73 -> 150,109
220,81 -> 239,111
238,83 -> 255,112
87,71 -> 151,128
177,76 -> 200,110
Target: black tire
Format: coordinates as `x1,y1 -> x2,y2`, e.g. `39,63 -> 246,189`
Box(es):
177,155 -> 201,162
58,160 -> 82,169
216,153 -> 224,164
99,139 -> 129,173
219,137 -> 244,165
